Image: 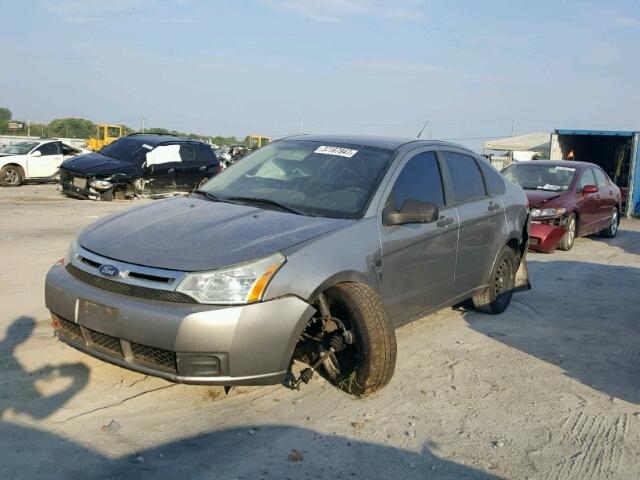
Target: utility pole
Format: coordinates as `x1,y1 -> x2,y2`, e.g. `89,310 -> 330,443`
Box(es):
141,118 -> 146,133
299,120 -> 303,134
27,119 -> 31,137
511,119 -> 515,136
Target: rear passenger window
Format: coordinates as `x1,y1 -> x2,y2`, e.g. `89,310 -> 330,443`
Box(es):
443,152 -> 486,203
387,151 -> 444,210
593,168 -> 609,188
477,159 -> 506,195
194,144 -> 216,165
579,169 -> 596,189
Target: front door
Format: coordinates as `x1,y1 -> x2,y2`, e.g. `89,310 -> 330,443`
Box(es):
441,151 -> 506,297
379,150 -> 458,324
27,142 -> 63,178
576,168 -> 600,233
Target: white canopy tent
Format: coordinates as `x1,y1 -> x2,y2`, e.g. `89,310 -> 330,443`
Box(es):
484,132 -> 551,153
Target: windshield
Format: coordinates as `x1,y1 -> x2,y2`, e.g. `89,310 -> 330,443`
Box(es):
502,163 -> 576,192
99,137 -> 152,163
199,140 -> 395,219
0,142 -> 38,155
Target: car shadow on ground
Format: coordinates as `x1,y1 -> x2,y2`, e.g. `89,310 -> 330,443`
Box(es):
588,226 -> 640,256
463,259 -> 640,404
0,422 -> 503,480
0,316 -> 89,420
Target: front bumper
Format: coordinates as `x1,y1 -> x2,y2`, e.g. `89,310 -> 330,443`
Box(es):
528,222 -> 566,253
45,263 -> 315,385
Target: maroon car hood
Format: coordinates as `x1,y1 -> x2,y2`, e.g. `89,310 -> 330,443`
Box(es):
525,190 -> 565,208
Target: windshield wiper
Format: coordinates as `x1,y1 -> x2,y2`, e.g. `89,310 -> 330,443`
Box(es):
193,190 -> 229,202
225,196 -> 307,216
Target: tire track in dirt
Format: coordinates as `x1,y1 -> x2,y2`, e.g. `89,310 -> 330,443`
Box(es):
546,411 -> 628,480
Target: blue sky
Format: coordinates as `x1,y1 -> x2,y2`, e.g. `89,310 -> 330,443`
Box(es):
1,0 -> 639,150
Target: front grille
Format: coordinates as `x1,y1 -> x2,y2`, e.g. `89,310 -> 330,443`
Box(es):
55,315 -> 83,342
131,343 -> 177,373
66,264 -> 196,303
87,328 -> 123,356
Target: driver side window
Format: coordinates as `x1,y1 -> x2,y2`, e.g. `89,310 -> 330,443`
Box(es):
35,142 -> 60,156
387,151 -> 444,211
578,169 -> 596,190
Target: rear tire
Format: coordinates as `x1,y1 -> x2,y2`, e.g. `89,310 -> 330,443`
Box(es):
472,246 -> 516,314
599,208 -> 619,238
558,213 -> 576,251
0,165 -> 24,187
322,283 -> 397,396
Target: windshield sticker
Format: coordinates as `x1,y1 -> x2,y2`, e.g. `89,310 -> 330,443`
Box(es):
541,184 -> 562,191
142,144 -> 153,150
555,167 -> 575,171
314,146 -> 358,158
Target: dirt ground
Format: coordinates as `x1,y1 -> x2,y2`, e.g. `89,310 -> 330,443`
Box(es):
1,184 -> 639,480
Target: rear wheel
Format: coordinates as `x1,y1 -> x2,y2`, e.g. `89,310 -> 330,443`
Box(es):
472,246 -> 516,314
558,213 -> 576,251
599,208 -> 619,238
0,165 -> 24,187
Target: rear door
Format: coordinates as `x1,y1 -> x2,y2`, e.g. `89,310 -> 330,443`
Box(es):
441,150 -> 506,297
27,141 -> 63,178
593,167 -> 617,227
379,149 -> 458,323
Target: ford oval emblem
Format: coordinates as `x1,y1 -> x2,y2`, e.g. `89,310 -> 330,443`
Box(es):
99,264 -> 119,277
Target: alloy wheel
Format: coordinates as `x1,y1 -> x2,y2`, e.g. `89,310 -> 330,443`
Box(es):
3,168 -> 19,185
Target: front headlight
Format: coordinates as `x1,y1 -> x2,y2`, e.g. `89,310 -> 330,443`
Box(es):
90,179 -> 113,191
176,252 -> 286,304
59,237 -> 78,265
531,207 -> 565,218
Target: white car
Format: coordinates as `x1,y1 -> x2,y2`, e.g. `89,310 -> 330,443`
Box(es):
0,140 -> 89,187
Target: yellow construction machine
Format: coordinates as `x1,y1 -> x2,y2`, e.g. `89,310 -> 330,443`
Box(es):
87,124 -> 124,151
247,135 -> 270,149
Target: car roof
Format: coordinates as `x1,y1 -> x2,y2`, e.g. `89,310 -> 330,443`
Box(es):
278,134 -> 468,151
512,160 -> 594,170
124,133 -> 196,145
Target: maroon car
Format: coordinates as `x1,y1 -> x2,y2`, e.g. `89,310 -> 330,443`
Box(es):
502,160 -> 621,252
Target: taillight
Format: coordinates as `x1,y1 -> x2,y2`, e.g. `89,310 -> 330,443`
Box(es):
215,164 -> 223,174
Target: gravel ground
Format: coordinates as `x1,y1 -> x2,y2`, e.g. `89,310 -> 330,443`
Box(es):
1,184 -> 639,480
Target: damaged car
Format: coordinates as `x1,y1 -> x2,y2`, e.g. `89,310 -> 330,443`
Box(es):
0,139 -> 89,187
59,133 -> 221,200
502,160 -> 621,252
46,135 -> 530,395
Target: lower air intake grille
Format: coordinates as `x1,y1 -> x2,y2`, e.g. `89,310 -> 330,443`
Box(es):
87,329 -> 123,356
131,342 -> 177,373
56,316 -> 83,342
66,264 -> 196,303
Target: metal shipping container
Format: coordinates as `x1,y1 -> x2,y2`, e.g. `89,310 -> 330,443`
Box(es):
550,130 -> 640,217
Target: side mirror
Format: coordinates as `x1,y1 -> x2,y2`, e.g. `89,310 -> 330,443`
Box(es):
383,199 -> 439,226
30,150 -> 42,157
582,184 -> 598,194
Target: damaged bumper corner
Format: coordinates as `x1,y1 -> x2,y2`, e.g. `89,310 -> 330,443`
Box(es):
528,223 -> 566,253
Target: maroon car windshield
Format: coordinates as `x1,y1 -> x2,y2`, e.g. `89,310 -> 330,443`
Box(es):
502,164 -> 576,192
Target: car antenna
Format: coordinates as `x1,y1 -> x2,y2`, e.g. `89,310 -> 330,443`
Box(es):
416,120 -> 429,139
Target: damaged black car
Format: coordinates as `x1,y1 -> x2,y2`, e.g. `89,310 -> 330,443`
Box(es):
59,133 -> 221,200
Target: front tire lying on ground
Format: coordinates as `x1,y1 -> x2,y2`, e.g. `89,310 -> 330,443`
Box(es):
472,246 -> 516,314
298,283 -> 397,396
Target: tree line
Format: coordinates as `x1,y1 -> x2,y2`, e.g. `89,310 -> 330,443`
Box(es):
0,108 -> 241,145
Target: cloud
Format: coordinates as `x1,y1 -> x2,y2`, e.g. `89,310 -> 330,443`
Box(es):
260,0 -> 424,23
41,0 -> 196,22
585,43 -> 622,66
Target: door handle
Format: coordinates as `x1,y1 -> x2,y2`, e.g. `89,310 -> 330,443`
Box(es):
167,168 -> 175,174
436,216 -> 454,228
488,201 -> 501,211
199,166 -> 207,171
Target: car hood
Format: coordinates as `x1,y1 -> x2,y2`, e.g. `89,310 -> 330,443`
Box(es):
524,189 -> 567,208
61,152 -> 136,176
78,196 -> 351,271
